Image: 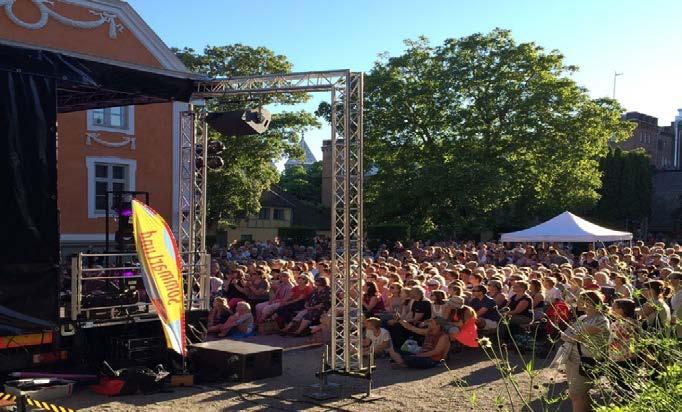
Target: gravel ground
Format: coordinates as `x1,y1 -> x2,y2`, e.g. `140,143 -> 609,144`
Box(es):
52,345 -> 573,412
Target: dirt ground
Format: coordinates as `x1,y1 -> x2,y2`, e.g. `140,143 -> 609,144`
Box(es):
50,340 -> 572,412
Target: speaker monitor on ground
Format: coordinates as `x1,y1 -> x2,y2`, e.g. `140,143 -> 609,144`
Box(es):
189,340 -> 282,382
206,108 -> 271,136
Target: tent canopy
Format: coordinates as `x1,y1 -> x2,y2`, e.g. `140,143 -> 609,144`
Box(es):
500,212 -> 633,243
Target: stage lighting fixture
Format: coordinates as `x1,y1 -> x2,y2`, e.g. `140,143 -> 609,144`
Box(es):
206,156 -> 225,169
208,140 -> 225,154
114,193 -> 134,250
196,140 -> 227,170
206,108 -> 271,136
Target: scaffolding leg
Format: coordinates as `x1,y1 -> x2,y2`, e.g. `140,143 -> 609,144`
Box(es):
351,348 -> 383,402
306,346 -> 337,400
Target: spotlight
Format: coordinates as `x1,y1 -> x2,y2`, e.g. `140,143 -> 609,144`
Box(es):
206,108 -> 271,136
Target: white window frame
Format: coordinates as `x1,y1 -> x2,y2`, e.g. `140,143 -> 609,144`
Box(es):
87,106 -> 135,134
86,157 -> 137,218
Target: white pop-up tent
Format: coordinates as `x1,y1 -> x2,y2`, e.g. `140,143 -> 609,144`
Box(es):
500,211 -> 633,243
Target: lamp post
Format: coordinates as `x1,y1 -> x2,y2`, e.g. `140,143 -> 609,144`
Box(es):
613,71 -> 623,99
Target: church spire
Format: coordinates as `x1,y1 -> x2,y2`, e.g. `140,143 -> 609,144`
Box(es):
285,132 -> 317,169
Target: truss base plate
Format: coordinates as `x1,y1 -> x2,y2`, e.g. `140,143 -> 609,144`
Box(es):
351,393 -> 384,402
309,382 -> 340,389
305,391 -> 338,400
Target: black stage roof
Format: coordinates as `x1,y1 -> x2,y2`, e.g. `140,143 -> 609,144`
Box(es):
0,41 -> 203,112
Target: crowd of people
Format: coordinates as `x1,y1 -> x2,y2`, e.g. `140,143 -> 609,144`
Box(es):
206,238 -> 682,412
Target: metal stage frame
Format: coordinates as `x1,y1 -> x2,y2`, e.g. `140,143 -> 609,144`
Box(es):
187,70 -> 369,386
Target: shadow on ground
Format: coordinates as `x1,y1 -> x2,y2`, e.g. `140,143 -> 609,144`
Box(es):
57,342 -> 575,411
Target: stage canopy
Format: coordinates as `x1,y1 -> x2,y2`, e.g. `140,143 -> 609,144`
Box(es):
0,40 -> 204,112
500,212 -> 633,243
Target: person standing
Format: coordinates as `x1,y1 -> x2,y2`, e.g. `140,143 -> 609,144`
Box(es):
559,291 -> 610,412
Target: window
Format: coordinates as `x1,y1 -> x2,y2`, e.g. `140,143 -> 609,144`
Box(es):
273,208 -> 286,220
240,234 -> 253,241
86,157 -> 137,218
87,106 -> 134,133
258,208 -> 270,220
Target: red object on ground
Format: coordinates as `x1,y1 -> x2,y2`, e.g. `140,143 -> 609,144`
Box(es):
89,377 -> 126,396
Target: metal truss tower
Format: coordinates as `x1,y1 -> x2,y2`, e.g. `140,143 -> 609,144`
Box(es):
178,106 -> 208,309
187,70 -> 367,380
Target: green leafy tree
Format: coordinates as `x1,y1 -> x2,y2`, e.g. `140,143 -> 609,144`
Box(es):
173,45 -> 319,225
594,147 -> 652,231
320,29 -> 634,237
279,161 -> 323,205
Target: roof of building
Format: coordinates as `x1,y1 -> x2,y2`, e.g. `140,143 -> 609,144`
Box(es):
259,185 -> 330,230
625,111 -> 659,126
260,186 -> 298,208
285,136 -> 317,167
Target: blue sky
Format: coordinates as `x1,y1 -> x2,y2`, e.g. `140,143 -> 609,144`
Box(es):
130,0 -> 682,162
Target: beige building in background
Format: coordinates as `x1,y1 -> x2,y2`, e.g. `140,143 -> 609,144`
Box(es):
226,187 -> 295,242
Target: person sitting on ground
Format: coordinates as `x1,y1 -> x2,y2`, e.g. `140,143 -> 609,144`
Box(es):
668,272 -> 682,339
362,280 -> 385,317
221,268 -> 250,309
388,317 -> 450,369
385,283 -> 403,314
273,273 -> 314,328
583,275 -> 600,291
447,304 -> 479,348
503,281 -> 534,335
612,274 -> 632,299
287,277 -> 332,336
255,270 -> 294,323
246,269 -> 270,309
209,262 -> 224,306
207,297 -> 231,334
218,301 -> 254,338
363,317 -> 391,357
529,279 -> 546,320
431,290 -> 449,319
375,276 -> 391,303
639,280 -> 672,332
487,279 -> 508,308
542,276 -> 563,305
609,298 -> 639,394
387,286 -> 432,349
469,285 -> 499,332
565,277 -> 584,307
389,287 -> 413,325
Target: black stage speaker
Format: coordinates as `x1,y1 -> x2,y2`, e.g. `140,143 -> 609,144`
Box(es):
189,340 -> 282,382
206,108 -> 271,136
